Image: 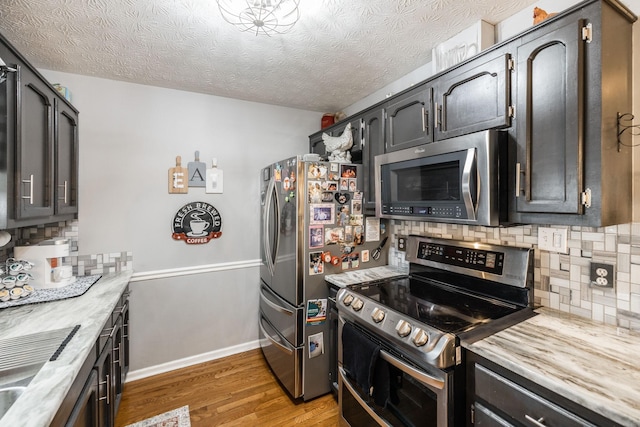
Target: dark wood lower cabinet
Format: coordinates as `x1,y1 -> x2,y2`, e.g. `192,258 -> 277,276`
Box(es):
64,370 -> 99,427
53,287 -> 130,427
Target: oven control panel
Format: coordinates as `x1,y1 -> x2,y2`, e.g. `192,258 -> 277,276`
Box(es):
416,241 -> 504,275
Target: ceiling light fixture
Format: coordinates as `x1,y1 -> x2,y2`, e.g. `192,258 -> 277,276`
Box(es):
215,0 -> 301,36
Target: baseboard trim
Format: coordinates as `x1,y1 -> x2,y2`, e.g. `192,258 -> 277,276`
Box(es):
130,259 -> 261,282
126,339 -> 262,382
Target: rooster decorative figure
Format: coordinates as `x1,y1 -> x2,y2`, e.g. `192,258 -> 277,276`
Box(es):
322,123 -> 353,163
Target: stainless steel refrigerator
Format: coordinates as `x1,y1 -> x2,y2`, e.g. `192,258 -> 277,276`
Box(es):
259,156 -> 388,401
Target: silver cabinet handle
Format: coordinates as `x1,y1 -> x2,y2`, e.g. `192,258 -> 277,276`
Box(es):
58,180 -> 68,203
524,415 -> 546,427
339,367 -> 392,426
99,374 -> 110,404
22,174 -> 34,204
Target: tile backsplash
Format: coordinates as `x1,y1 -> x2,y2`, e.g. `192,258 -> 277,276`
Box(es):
390,221 -> 640,333
2,220 -> 133,275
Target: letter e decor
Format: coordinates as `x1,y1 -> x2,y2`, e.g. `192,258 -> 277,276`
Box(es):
172,202 -> 222,244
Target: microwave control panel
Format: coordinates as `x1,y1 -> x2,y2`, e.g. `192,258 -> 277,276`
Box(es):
382,204 -> 465,219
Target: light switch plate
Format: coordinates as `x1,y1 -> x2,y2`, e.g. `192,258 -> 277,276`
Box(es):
538,227 -> 568,253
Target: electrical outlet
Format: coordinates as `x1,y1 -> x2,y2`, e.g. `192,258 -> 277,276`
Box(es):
538,227 -> 568,253
590,262 -> 614,288
397,236 -> 407,252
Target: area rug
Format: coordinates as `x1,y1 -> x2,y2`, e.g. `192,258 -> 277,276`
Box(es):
125,405 -> 190,427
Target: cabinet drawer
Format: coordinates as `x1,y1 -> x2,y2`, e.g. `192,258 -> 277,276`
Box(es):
474,363 -> 596,427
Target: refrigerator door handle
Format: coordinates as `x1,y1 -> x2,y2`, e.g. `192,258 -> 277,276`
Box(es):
262,176 -> 278,276
259,316 -> 294,356
260,286 -> 294,316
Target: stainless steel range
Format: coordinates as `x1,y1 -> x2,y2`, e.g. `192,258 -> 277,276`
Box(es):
337,235 -> 534,427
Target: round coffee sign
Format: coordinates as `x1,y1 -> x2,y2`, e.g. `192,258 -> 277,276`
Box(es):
172,202 -> 222,244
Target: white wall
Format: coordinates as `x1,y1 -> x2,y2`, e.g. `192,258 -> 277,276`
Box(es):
42,70 -> 319,372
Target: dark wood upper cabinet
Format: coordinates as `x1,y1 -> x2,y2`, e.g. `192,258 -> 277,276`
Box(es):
514,19 -> 584,215
360,108 -> 385,213
385,85 -> 432,152
0,32 -> 79,228
433,51 -> 513,141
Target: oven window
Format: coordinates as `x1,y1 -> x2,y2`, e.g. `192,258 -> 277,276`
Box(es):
342,367 -> 439,427
391,161 -> 460,202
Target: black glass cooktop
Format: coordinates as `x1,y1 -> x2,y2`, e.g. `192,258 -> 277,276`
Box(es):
347,275 -> 520,334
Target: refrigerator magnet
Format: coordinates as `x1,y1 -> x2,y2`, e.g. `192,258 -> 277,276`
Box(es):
321,191 -> 334,202
309,225 -> 324,249
354,226 -> 364,245
309,252 -> 324,275
341,165 -> 357,178
324,228 -> 343,245
339,178 -> 349,191
352,200 -> 362,215
362,250 -> 370,262
308,332 -> 324,358
330,163 -> 339,173
353,191 -> 363,201
341,253 -> 359,270
310,204 -> 334,225
308,163 -> 327,180
349,214 -> 363,226
338,206 -> 350,226
306,300 -> 327,324
348,179 -> 357,192
308,181 -> 323,203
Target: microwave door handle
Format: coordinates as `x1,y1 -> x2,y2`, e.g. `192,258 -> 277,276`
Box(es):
461,148 -> 477,220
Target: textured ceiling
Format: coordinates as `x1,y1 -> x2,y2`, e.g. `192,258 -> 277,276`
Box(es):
0,0 -> 540,112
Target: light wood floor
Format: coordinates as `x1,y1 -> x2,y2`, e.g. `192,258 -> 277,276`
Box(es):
114,349 -> 340,427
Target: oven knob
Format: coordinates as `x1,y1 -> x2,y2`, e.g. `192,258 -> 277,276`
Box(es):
342,294 -> 354,306
395,320 -> 412,337
351,298 -> 364,311
371,307 -> 385,323
413,329 -> 429,347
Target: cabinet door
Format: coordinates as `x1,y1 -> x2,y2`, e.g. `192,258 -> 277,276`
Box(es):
65,370 -> 99,427
96,338 -> 113,427
361,108 -> 384,213
434,52 -> 512,141
309,131 -> 326,159
16,65 -> 55,219
55,99 -> 78,215
111,315 -> 124,417
515,19 -> 584,214
385,86 -> 432,152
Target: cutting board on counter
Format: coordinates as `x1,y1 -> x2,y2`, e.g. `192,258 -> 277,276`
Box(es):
168,156 -> 188,194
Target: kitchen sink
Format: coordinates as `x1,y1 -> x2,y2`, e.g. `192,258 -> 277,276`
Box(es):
0,387 -> 27,419
0,326 -> 77,420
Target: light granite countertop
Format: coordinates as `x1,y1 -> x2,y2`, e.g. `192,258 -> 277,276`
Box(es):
324,265 -> 409,288
465,307 -> 640,426
0,271 -> 133,427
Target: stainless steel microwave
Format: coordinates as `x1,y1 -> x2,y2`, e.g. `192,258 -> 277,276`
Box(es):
374,130 -> 508,226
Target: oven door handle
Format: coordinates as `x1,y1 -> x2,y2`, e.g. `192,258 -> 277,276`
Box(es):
380,350 -> 445,391
339,367 -> 392,427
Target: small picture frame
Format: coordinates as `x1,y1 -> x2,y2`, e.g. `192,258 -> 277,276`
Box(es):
309,225 -> 324,248
362,250 -> 370,262
309,252 -> 324,275
325,228 -> 344,245
310,204 -> 334,225
341,165 -> 357,179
